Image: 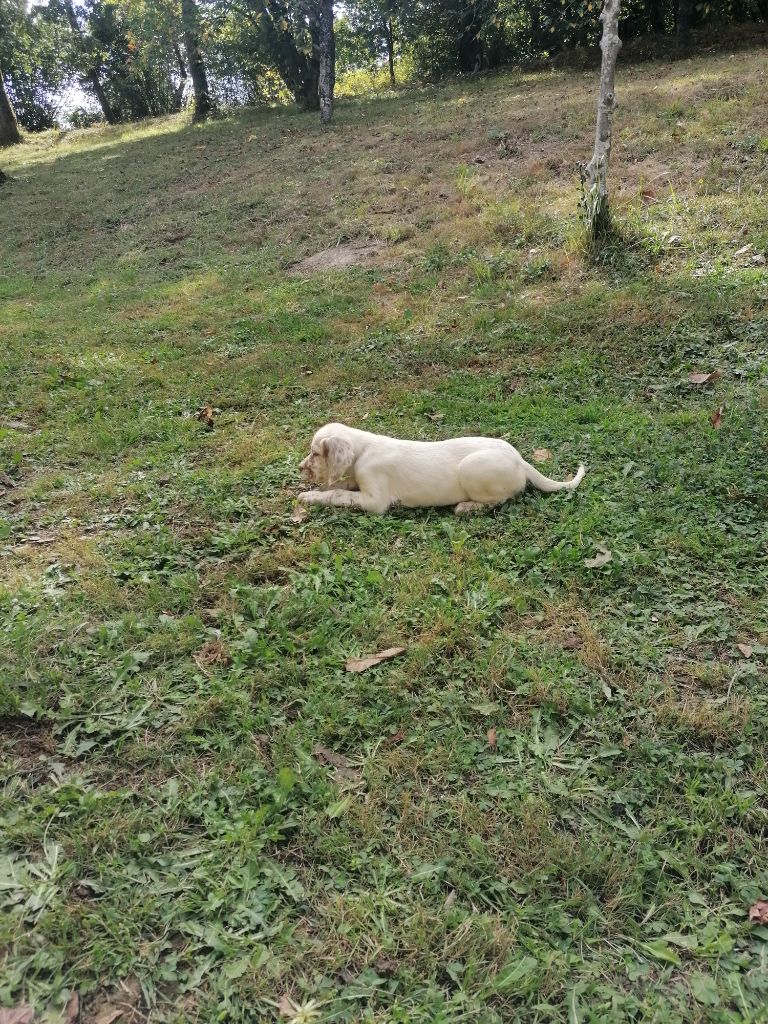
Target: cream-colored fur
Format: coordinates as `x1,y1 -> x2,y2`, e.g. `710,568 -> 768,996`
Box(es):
298,422 -> 585,516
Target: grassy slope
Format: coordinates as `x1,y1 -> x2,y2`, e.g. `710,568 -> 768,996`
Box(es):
1,48 -> 768,1024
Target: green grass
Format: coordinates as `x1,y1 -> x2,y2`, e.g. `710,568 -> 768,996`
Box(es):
1,46 -> 768,1024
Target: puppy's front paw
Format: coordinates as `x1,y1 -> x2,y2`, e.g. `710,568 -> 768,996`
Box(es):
298,490 -> 322,504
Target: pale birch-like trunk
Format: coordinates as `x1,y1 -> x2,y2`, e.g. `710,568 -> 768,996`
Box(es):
583,0 -> 622,238
318,0 -> 335,125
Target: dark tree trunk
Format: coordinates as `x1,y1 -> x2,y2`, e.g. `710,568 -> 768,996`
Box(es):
647,0 -> 666,33
0,69 -> 21,147
250,0 -> 320,109
181,0 -> 214,120
63,1 -> 118,123
385,19 -> 396,86
318,0 -> 334,124
676,0 -> 693,54
457,7 -> 484,72
172,42 -> 188,111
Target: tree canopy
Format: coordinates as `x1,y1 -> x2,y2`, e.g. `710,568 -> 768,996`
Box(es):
1,0 -> 765,130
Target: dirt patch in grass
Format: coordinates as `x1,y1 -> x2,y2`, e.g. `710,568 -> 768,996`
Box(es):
287,240 -> 385,276
1,717 -> 57,776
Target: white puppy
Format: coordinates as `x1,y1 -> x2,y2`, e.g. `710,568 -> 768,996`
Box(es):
298,422 -> 585,516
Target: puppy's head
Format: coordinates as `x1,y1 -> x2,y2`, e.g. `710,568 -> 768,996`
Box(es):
299,426 -> 355,488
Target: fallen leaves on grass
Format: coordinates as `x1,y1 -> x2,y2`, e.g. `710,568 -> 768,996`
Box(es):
0,1008 -> 34,1024
737,643 -> 753,659
313,745 -> 352,769
345,646 -> 405,673
195,404 -> 216,429
384,729 -> 405,746
93,1011 -> 123,1024
487,727 -> 497,748
710,406 -> 724,429
65,993 -> 79,1024
688,370 -> 721,385
532,448 -> 552,463
290,504 -> 308,523
193,639 -> 230,674
584,547 -> 612,569
748,901 -> 768,924
23,533 -> 56,545
562,634 -> 583,651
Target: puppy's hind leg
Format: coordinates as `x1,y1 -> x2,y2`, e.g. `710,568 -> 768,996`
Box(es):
454,500 -> 493,515
457,450 -> 527,507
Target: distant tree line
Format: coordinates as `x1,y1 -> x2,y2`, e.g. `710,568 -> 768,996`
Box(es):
1,0 -> 766,140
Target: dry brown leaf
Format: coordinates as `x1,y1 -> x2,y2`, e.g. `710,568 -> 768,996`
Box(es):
532,448 -> 552,463
384,729 -> 405,746
710,406 -> 724,429
0,472 -> 16,488
193,639 -> 230,674
737,643 -> 753,659
93,1009 -> 124,1024
688,370 -> 721,385
290,504 -> 308,523
195,404 -> 215,429
276,994 -> 296,1018
313,744 -> 352,769
345,646 -> 405,673
25,533 -> 56,545
749,900 -> 768,924
0,1007 -> 35,1024
65,992 -> 80,1024
487,727 -> 497,748
584,547 -> 612,569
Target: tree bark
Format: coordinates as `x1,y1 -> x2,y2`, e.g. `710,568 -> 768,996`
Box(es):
172,42 -> 188,112
647,0 -> 666,34
0,68 -> 21,147
63,0 -> 119,124
386,19 -> 396,87
676,0 -> 694,55
249,0 -> 320,110
583,0 -> 622,238
181,0 -> 214,121
317,0 -> 335,125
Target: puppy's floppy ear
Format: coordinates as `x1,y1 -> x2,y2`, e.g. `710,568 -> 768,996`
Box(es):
321,435 -> 355,485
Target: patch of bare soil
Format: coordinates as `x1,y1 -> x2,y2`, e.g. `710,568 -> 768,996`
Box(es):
1,717 -> 57,778
287,240 -> 384,276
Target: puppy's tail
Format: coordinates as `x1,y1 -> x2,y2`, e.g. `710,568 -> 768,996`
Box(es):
524,462 -> 586,494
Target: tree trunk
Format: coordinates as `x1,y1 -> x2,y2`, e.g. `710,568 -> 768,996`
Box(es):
318,0 -> 335,125
0,68 -> 21,147
172,42 -> 188,111
87,70 -> 117,124
248,0 -> 320,110
647,0 -> 666,33
676,0 -> 694,54
63,0 -> 119,124
181,0 -> 214,121
386,19 -> 396,87
582,0 -> 622,239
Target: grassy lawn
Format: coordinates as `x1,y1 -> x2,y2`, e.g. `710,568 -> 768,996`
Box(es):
2,46 -> 768,1024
